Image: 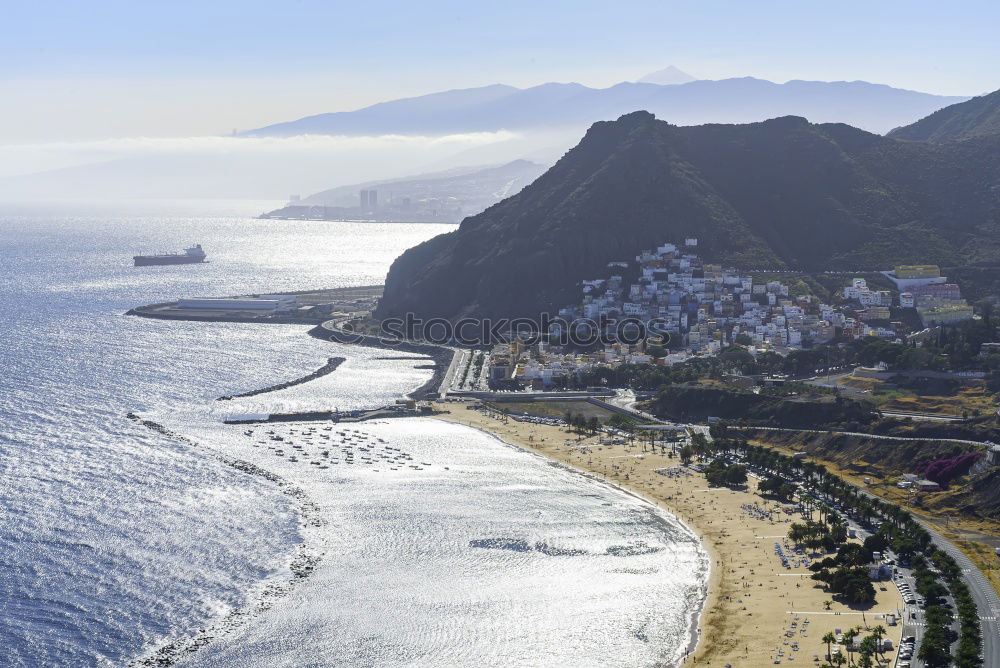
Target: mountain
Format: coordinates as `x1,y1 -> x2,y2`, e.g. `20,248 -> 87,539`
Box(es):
261,160 -> 547,223
889,87 -> 1000,142
637,66 -> 697,86
376,112 -> 1000,323
247,78 -> 967,137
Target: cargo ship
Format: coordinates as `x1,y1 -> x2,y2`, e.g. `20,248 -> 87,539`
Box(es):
133,244 -> 207,267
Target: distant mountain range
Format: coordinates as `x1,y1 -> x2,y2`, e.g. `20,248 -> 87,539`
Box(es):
889,88 -> 1000,142
262,160 -> 547,223
376,107 -> 1000,323
247,76 -> 966,137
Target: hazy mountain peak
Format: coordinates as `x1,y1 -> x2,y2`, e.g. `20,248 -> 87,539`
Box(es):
245,75 -> 967,138
637,65 -> 697,85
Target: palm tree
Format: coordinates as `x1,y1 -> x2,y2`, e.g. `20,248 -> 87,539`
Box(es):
842,628 -> 859,666
870,625 -> 886,664
822,631 -> 837,662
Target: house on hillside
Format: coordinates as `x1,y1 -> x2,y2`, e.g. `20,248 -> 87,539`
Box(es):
915,479 -> 942,492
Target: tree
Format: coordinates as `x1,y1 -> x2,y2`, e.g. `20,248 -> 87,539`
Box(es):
690,432 -> 710,459
605,413 -> 635,431
870,625 -> 886,664
822,631 -> 837,662
679,445 -> 694,465
842,627 -> 859,666
726,464 -> 748,486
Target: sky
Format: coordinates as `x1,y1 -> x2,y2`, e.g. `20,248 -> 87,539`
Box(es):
1,0 -> 997,198
3,0 -> 998,144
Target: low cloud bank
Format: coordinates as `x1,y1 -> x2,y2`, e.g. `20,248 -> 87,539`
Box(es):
0,130 -> 533,199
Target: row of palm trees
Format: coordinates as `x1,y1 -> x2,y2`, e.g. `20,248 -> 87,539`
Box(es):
706,426 -> 982,666
821,625 -> 889,667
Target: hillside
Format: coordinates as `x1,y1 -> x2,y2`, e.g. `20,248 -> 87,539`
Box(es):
247,77 -> 965,137
376,112 -> 1000,322
648,383 -> 876,428
889,88 -> 1000,142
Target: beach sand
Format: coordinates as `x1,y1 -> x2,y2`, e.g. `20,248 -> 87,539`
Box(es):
435,404 -> 906,667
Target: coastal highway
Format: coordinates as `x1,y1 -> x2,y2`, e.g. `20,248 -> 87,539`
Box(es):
732,425 -> 999,666
439,348 -> 467,396
920,521 -> 1000,667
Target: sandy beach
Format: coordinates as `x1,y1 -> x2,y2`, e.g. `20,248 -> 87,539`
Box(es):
436,403 -> 906,667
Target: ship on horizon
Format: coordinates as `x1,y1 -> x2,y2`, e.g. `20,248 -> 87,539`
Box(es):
133,244 -> 207,267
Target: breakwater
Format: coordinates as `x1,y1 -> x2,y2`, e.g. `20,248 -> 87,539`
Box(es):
217,357 -> 346,401
223,405 -> 431,425
309,320 -> 455,400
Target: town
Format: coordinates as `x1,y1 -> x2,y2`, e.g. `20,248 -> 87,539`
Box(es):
478,239 -> 976,391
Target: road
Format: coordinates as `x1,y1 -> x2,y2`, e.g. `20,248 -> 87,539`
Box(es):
437,348 -> 465,396
733,425 -> 994,449
920,521 -> 1000,668
732,425 -> 999,666
880,410 -> 964,423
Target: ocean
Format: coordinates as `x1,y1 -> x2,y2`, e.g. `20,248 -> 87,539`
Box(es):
0,200 -> 707,667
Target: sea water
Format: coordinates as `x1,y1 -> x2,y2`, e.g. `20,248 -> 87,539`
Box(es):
0,200 -> 707,667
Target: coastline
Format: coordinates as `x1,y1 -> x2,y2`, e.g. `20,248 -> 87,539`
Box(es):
307,319 -> 455,400
122,300 -> 904,665
433,405 -> 906,666
125,413 -> 324,667
437,414 -> 714,663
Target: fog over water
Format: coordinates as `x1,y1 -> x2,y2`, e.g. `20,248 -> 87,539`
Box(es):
0,200 -> 707,666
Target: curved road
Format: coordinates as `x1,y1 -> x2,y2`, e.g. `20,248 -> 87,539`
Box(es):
735,424 -> 994,450
733,424 -> 999,666
919,521 -> 999,667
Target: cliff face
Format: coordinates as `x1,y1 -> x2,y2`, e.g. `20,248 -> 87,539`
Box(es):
889,88 -> 1000,143
377,111 -> 1000,322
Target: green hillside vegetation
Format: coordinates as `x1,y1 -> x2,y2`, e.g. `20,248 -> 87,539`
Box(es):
889,88 -> 1000,143
648,382 -> 877,428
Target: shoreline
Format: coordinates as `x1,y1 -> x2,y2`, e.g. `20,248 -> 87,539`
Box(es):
125,413 -> 324,668
125,298 -> 906,665
433,405 -> 906,666
307,319 -> 456,400
440,415 -> 713,663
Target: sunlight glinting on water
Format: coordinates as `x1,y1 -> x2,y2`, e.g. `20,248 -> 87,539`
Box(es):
0,200 -> 707,667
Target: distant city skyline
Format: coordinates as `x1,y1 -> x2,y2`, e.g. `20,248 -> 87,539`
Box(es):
3,0 -> 998,143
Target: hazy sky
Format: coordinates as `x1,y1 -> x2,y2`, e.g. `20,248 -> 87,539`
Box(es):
3,0 -> 998,143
